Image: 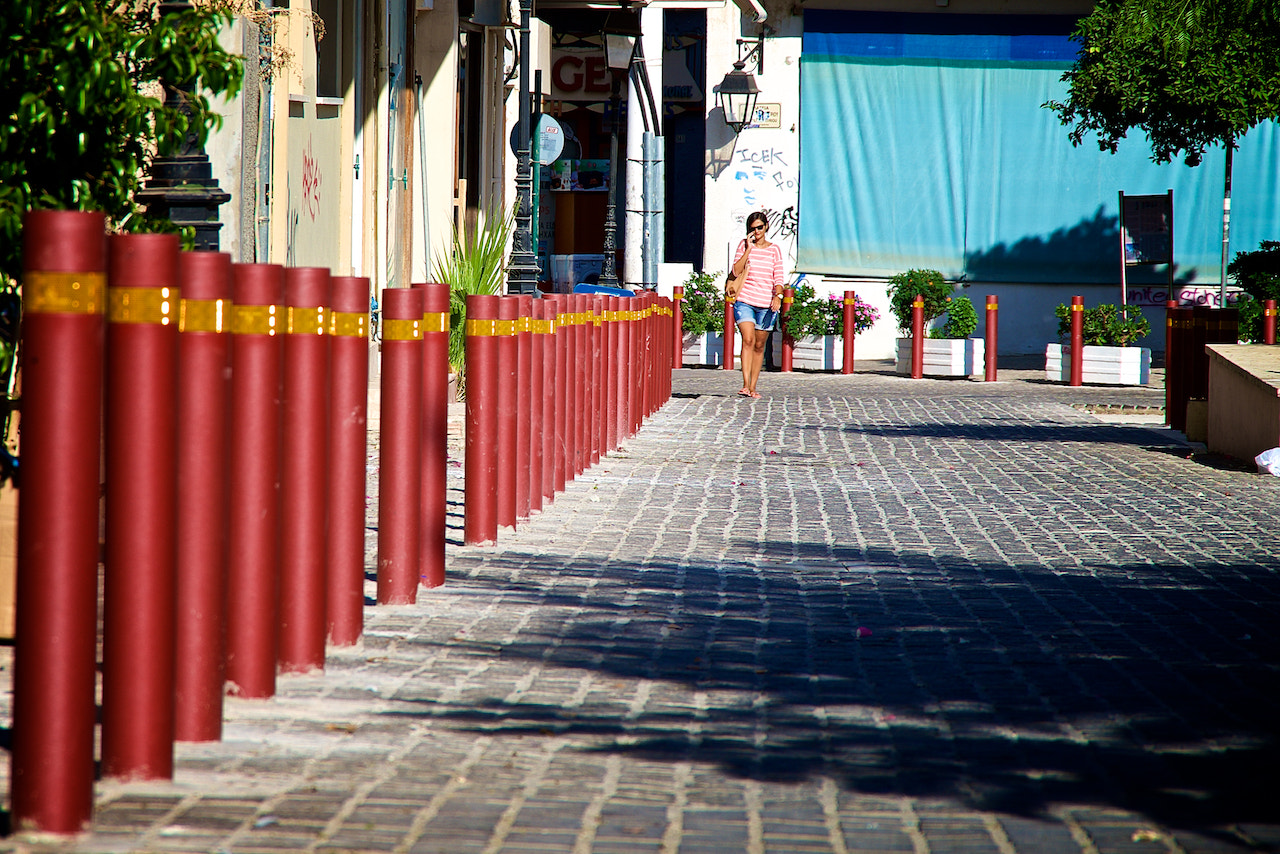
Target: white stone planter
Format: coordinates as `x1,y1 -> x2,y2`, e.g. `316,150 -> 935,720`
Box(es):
1044,343 -> 1151,385
681,330 -> 736,366
769,333 -> 845,371
895,337 -> 984,377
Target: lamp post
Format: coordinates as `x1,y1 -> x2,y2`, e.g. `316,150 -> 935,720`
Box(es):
508,0 -> 541,295
716,59 -> 760,135
598,30 -> 636,289
135,0 -> 230,249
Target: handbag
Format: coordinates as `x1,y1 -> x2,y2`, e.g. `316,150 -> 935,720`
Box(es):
725,241 -> 748,300
725,267 -> 745,301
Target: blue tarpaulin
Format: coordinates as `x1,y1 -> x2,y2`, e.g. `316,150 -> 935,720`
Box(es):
797,11 -> 1280,283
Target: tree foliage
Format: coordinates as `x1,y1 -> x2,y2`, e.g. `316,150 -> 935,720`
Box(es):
1045,0 -> 1280,165
0,1 -> 243,280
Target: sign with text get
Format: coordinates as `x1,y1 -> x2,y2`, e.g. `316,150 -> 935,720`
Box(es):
550,45 -> 628,102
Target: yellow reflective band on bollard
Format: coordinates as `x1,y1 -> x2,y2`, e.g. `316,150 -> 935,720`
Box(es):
330,311 -> 368,338
465,318 -> 500,337
24,271 -> 106,315
495,319 -> 517,336
844,299 -> 857,306
287,305 -> 329,335
383,318 -> 423,340
180,298 -> 229,333
422,312 -> 449,334
912,300 -> 924,308
231,304 -> 282,336
108,286 -> 178,325
1071,304 -> 1084,311
986,303 -> 998,310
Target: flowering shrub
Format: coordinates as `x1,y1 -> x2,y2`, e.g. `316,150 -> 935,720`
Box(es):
886,268 -> 975,339
679,270 -> 728,334
784,282 -> 879,338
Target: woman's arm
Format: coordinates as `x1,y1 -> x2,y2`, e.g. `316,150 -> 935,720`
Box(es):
731,238 -> 750,276
769,246 -> 784,306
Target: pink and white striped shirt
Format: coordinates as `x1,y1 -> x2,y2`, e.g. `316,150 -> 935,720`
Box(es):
732,239 -> 784,309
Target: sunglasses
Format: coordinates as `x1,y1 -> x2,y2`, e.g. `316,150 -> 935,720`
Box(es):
749,224 -> 766,232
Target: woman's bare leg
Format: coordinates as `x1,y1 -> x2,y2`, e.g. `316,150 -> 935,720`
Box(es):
737,320 -> 757,392
746,328 -> 770,393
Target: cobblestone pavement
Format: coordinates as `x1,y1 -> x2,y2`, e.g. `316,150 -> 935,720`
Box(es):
3,363 -> 1279,854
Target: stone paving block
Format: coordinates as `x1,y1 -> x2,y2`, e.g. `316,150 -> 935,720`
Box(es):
6,370 -> 1280,854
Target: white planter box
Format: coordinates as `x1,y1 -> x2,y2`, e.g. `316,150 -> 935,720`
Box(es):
1045,343 -> 1151,385
681,330 -> 737,366
895,337 -> 984,377
769,333 -> 845,371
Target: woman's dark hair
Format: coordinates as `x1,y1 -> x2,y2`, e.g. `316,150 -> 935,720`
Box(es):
746,211 -> 768,234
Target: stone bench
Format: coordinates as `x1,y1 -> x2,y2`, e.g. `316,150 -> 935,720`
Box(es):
1205,344 -> 1280,465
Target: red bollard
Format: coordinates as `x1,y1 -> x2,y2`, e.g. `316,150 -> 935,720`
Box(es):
911,294 -> 925,379
1069,295 -> 1084,387
562,298 -> 577,482
326,276 -> 371,640
418,282 -> 450,587
278,267 -> 331,674
673,286 -> 685,368
780,287 -> 795,372
497,297 -> 518,528
536,300 -> 556,502
11,210 -> 107,833
606,297 -> 620,451
1265,299 -> 1277,345
101,233 -> 181,781
616,298 -> 630,445
984,294 -> 998,382
590,296 -> 604,466
722,300 -> 735,370
516,295 -> 533,519
174,251 -> 233,743
631,300 -> 643,435
528,299 -> 544,514
377,288 -> 424,602
226,263 -> 285,699
464,294 -> 500,544
841,291 -> 857,375
550,296 -> 569,492
573,295 -> 588,474
1164,300 -> 1178,426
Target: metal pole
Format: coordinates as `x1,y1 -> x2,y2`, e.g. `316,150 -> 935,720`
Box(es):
508,0 -> 539,295
600,77 -> 622,288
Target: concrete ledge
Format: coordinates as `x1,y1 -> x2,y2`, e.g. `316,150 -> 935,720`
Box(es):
1206,344 -> 1280,464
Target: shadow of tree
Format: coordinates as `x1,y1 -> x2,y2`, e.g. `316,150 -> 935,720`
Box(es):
965,207 -> 1196,286
384,538 -> 1280,848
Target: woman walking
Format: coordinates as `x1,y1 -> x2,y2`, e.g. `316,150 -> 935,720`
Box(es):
726,211 -> 784,398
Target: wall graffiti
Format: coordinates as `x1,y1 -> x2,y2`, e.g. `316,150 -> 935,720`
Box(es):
726,142 -> 800,268
301,137 -> 322,221
1126,286 -> 1241,308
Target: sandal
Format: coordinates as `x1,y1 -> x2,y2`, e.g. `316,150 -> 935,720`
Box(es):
737,388 -> 752,397
748,390 -> 761,399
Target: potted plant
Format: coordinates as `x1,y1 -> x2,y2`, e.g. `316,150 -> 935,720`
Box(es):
1045,302 -> 1152,385
886,269 -> 983,376
678,270 -> 733,365
432,204 -> 514,398
771,281 -> 878,370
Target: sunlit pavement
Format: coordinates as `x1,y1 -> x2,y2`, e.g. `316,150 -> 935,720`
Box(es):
4,363 -> 1278,854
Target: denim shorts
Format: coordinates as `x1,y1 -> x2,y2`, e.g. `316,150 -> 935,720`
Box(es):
733,300 -> 779,332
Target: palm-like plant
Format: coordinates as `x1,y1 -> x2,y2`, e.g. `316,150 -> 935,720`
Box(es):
431,204 -> 514,396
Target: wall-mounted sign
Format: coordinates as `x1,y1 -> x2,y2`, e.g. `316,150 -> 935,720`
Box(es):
509,114 -> 566,165
752,103 -> 782,129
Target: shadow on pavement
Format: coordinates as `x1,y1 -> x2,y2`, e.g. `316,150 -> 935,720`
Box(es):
383,542 -> 1280,850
